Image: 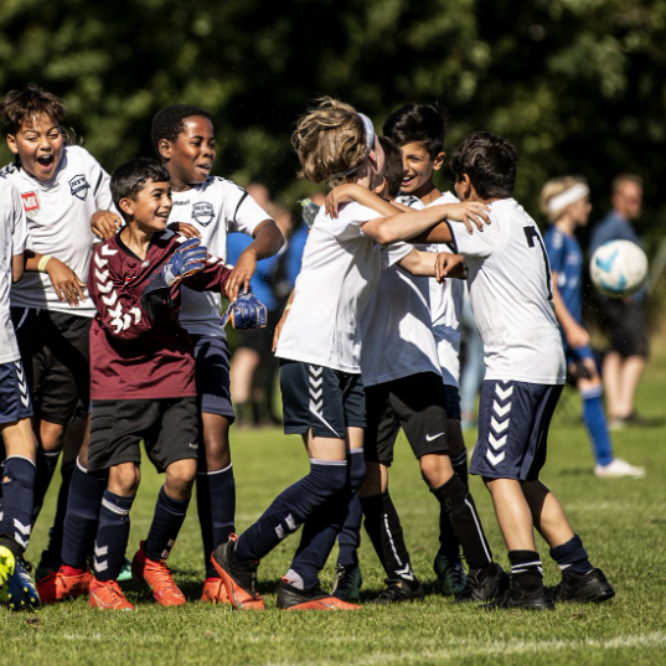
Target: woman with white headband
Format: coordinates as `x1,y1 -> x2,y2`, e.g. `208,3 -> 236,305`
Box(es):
210,97 -> 490,611
541,177 -> 645,479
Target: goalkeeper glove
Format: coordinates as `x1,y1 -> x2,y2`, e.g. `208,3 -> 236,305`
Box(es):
222,293 -> 268,330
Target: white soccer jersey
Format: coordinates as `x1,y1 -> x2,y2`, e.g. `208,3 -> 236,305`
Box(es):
276,202 -> 411,373
425,192 -> 465,387
169,177 -> 271,337
447,198 -> 565,385
1,146 -> 113,317
0,179 -> 27,363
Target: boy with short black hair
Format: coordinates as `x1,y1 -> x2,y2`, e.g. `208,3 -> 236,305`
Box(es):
427,131 -> 615,609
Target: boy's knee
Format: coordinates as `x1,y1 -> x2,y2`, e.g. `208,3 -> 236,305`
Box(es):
309,460 -> 348,498
419,454 -> 452,488
109,463 -> 140,496
359,461 -> 385,497
165,459 -> 197,498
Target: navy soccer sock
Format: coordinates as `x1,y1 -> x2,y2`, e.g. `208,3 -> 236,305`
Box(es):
432,474 -> 493,570
550,534 -> 593,576
509,549 -> 544,592
0,456 -> 36,555
582,387 -> 614,467
235,459 -> 348,565
145,486 -> 190,561
437,451 -> 468,560
197,462 -> 236,578
61,461 -> 108,570
39,460 -> 75,570
31,448 -> 61,523
94,490 -> 135,582
360,491 -> 416,584
336,449 -> 366,567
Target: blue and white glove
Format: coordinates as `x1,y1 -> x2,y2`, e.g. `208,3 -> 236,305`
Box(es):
162,238 -> 209,286
221,293 -> 268,330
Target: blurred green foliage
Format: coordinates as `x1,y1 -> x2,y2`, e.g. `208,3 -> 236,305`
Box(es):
1,0 -> 665,257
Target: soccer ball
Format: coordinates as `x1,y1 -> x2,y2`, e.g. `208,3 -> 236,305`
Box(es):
590,240 -> 648,298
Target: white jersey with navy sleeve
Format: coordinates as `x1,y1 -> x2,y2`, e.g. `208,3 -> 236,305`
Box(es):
276,202 -> 411,373
0,179 -> 27,363
446,198 -> 565,385
169,177 -> 271,337
1,146 -> 113,317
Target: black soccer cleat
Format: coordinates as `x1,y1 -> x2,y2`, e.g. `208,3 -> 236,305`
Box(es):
211,535 -> 265,610
455,562 -> 509,603
486,584 -> 555,611
369,578 -> 425,604
276,579 -> 360,610
331,563 -> 363,603
554,568 -> 615,604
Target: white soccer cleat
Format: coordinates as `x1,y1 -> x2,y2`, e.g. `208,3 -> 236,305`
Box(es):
594,458 -> 646,479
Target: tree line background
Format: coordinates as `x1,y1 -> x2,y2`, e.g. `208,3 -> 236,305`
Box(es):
1,0 -> 665,318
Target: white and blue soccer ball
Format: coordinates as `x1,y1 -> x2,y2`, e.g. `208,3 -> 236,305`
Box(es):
590,240 -> 648,298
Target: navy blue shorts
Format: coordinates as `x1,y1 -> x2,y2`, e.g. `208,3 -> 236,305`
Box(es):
443,385 -> 461,421
191,335 -> 235,422
0,359 -> 33,425
279,360 -> 366,439
470,380 -> 563,481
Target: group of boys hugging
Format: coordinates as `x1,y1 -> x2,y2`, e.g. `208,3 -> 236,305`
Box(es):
0,85 -> 616,613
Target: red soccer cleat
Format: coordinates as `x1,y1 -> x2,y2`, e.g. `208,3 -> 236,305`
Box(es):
89,577 -> 135,611
200,577 -> 230,605
132,541 -> 186,607
38,566 -> 92,604
211,535 -> 265,610
276,578 -> 362,611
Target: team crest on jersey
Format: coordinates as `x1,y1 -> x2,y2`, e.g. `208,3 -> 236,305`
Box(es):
192,202 -> 214,226
69,174 -> 90,200
21,191 -> 40,213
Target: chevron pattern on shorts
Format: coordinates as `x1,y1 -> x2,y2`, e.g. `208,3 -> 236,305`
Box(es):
486,382 -> 513,467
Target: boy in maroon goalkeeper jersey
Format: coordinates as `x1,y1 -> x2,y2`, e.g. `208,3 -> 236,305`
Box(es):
65,158 -> 235,610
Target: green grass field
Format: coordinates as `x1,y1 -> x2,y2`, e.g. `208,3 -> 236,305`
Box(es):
3,345 -> 666,666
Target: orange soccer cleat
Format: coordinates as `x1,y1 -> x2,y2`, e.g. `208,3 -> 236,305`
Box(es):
276,578 -> 362,611
38,566 -> 92,604
211,535 -> 265,610
89,577 -> 135,610
132,542 -> 186,607
200,577 -> 230,605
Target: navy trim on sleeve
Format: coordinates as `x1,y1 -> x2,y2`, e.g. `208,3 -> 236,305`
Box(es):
232,192 -> 249,225
443,219 -> 458,253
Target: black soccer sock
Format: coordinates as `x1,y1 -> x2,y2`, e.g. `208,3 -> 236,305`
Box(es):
550,535 -> 593,576
437,451 -> 468,560
31,448 -> 61,523
432,475 -> 493,570
93,490 -> 134,582
360,491 -> 417,585
336,449 -> 366,567
62,461 -> 107,570
235,459 -> 348,565
0,456 -> 36,554
197,462 -> 236,578
145,486 -> 190,561
509,549 -> 544,592
39,461 -> 75,570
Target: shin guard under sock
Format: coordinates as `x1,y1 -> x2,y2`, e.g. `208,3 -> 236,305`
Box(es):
336,449 -> 366,567
145,486 -> 190,561
39,461 -> 75,570
0,456 -> 36,552
437,451 -> 468,560
197,462 -> 236,578
432,475 -> 492,570
94,490 -> 134,582
32,448 -> 61,523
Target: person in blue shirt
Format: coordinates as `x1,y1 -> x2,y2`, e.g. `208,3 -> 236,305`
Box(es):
542,177 -> 645,479
588,175 -> 647,427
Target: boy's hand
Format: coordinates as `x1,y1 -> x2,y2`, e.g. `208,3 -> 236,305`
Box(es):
46,257 -> 87,306
565,323 -> 590,349
168,222 -> 202,239
443,203 -> 491,233
435,253 -> 467,282
91,211 -> 122,241
222,293 -> 267,330
162,238 -> 208,286
227,248 -> 257,303
325,183 -> 361,218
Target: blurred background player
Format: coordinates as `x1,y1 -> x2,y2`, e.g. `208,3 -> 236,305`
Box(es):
589,175 -> 648,428
0,85 -> 120,588
541,177 -> 645,479
0,177 -> 40,610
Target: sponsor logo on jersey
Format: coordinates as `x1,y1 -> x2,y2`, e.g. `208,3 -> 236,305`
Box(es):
21,191 -> 40,213
192,201 -> 215,226
69,174 -> 91,200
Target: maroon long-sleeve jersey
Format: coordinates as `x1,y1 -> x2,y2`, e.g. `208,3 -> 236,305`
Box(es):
87,229 -> 231,400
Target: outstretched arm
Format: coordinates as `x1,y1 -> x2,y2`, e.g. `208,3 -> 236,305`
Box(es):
398,249 -> 467,280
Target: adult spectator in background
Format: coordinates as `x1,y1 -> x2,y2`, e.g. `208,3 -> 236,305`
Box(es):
589,175 -> 647,428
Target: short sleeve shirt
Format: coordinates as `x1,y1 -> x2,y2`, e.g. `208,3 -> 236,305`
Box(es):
544,226 -> 583,324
